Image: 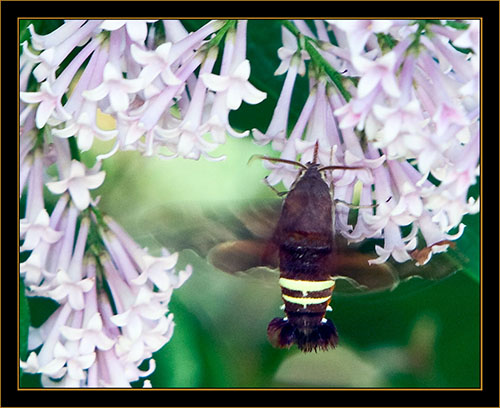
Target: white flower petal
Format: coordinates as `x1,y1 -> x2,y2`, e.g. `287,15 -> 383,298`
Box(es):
130,43 -> 153,64
160,68 -> 182,86
66,360 -> 86,380
126,314 -> 143,340
20,91 -> 43,104
233,59 -> 251,80
78,277 -> 96,292
226,87 -> 243,110
76,352 -> 96,370
46,179 -> 69,194
243,82 -> 267,105
20,352 -> 40,373
125,21 -> 148,43
95,333 -> 115,351
110,310 -> 131,327
40,358 -> 66,377
87,313 -> 104,331
52,122 -> 78,138
131,271 -> 149,286
68,179 -> 92,210
69,160 -> 87,178
109,89 -> 130,112
84,171 -> 106,189
356,69 -> 380,99
122,77 -> 145,94
76,127 -> 94,151
381,73 -> 401,98
68,289 -> 85,310
200,73 -> 230,92
103,62 -> 124,81
36,100 -> 56,129
44,227 -> 64,244
60,326 -> 84,341
100,20 -> 127,31
139,64 -> 162,85
82,82 -> 110,102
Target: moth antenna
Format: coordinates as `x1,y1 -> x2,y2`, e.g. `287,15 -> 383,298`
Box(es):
317,143 -> 364,172
248,154 -> 307,170
312,141 -> 319,164
319,164 -> 365,172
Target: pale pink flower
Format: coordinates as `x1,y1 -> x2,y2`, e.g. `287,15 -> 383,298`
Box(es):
40,269 -> 95,310
20,248 -> 50,286
154,47 -> 223,160
20,81 -> 72,128
131,42 -> 182,86
274,25 -> 309,76
201,59 -> 267,110
60,313 -> 115,354
414,212 -> 465,265
41,340 -> 96,381
100,20 -> 157,44
369,221 -> 417,265
20,209 -> 63,251
46,160 -> 106,211
253,60 -> 299,145
328,20 -> 394,55
29,20 -> 102,82
351,51 -> 401,99
52,107 -> 118,152
28,20 -> 87,50
83,62 -> 145,113
20,351 -> 41,374
22,148 -> 46,221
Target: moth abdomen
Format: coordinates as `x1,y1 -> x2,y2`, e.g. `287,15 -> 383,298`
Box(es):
267,314 -> 338,352
267,276 -> 338,351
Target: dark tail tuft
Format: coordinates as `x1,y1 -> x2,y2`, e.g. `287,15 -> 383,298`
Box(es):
267,317 -> 338,352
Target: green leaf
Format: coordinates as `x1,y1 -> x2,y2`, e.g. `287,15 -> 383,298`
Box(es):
445,20 -> 470,30
149,301 -> 205,387
20,279 -> 30,363
19,20 -> 32,45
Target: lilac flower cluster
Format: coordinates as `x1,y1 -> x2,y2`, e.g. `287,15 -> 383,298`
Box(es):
20,20 -> 265,161
20,20 -> 265,387
253,20 -> 479,265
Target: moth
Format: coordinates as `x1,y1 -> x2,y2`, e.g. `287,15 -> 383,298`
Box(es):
149,146 -> 461,353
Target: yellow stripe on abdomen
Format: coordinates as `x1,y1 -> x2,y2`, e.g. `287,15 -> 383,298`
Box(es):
282,293 -> 331,307
279,277 -> 335,296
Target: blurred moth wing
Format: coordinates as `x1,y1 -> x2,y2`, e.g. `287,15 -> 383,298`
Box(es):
149,199 -> 462,293
201,201 -> 461,294
208,239 -> 279,276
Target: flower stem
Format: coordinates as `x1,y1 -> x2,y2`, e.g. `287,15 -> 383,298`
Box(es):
304,39 -> 351,101
68,136 -> 81,161
35,127 -> 46,150
88,205 -> 106,229
281,20 -> 351,102
281,20 -> 301,37
84,206 -> 108,259
205,20 -> 236,50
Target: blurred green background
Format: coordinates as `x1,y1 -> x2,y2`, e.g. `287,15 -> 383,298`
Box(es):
20,19 -> 480,388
